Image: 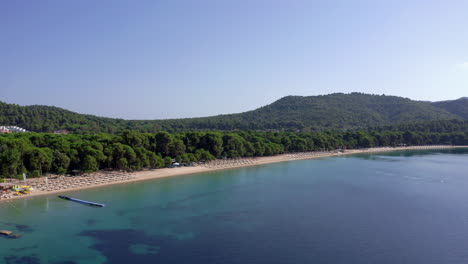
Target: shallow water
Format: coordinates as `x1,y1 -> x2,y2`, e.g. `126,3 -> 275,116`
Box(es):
1,148 -> 468,264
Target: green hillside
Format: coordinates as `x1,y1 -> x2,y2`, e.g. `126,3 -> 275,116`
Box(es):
432,97 -> 468,119
1,93 -> 467,133
230,93 -> 460,130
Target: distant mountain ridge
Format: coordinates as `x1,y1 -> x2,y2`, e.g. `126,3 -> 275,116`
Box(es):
1,93 -> 467,133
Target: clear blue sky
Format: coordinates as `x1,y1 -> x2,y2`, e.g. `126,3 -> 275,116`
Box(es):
1,0 -> 467,119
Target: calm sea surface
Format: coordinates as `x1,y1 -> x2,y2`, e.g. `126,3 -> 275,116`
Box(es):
1,149 -> 468,264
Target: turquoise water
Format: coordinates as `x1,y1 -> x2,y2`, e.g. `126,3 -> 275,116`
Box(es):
1,148 -> 468,264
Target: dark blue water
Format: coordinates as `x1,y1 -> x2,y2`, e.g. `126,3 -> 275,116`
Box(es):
1,149 -> 468,264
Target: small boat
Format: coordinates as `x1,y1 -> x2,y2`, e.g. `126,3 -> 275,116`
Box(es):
0,230 -> 20,238
58,195 -> 105,207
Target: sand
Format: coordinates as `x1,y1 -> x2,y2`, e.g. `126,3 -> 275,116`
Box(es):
0,145 -> 465,203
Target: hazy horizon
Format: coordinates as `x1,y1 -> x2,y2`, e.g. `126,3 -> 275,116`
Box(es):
2,1 -> 468,119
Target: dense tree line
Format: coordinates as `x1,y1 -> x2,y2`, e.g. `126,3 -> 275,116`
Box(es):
1,94 -> 467,133
372,119 -> 468,133
1,128 -> 467,179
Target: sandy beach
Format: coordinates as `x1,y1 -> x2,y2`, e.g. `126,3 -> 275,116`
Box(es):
1,145 -> 465,203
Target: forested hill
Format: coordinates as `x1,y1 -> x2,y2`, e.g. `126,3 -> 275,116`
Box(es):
0,102 -> 139,134
1,93 -> 467,133
432,97 -> 468,119
223,93 -> 461,130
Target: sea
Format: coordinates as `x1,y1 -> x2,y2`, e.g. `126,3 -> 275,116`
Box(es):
1,148 -> 468,264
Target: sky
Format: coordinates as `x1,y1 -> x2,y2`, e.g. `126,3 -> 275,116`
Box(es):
1,0 -> 467,120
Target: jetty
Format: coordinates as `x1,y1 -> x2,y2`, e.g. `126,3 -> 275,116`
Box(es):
58,195 -> 106,207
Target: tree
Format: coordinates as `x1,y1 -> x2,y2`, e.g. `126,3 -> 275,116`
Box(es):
82,155 -> 99,173
186,153 -> 196,162
155,131 -> 173,156
116,157 -> 128,170
195,149 -> 215,161
24,147 -> 53,176
164,156 -> 173,167
134,147 -> 150,169
148,153 -> 164,168
222,134 -> 246,157
253,141 -> 265,156
78,142 -> 106,163
199,132 -> 223,157
52,151 -> 70,174
122,130 -> 148,148
169,139 -> 186,157
0,148 -> 22,178
184,132 -> 202,152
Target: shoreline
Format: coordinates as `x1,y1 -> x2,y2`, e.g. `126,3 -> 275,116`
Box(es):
1,145 -> 466,203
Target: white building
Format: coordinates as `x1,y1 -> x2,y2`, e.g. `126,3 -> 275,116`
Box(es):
0,126 -> 29,133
